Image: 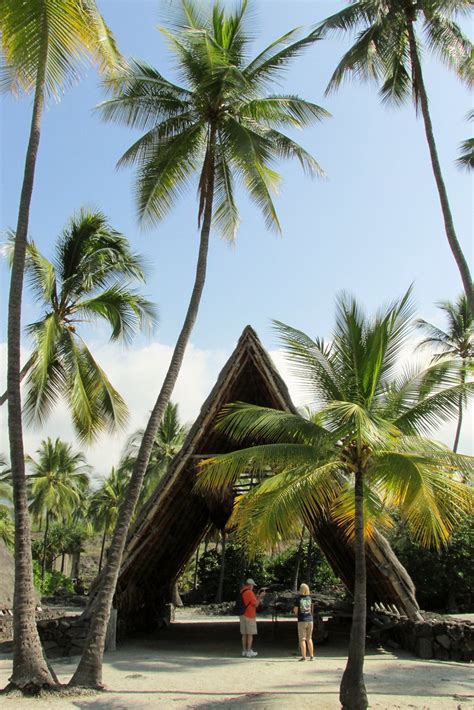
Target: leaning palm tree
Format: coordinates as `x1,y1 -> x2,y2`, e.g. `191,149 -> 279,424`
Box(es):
1,209 -> 157,440
457,110 -> 474,171
28,438 -> 90,580
416,294 -> 473,452
197,290 -> 473,710
69,0 -> 327,689
1,0 -> 121,691
121,402 -> 187,508
318,0 -> 473,313
89,467 -> 131,574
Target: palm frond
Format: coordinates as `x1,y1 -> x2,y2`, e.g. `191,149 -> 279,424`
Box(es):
77,286 -> 157,343
0,0 -> 121,97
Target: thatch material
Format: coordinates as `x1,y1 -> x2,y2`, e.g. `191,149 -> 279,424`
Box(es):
0,540 -> 15,610
115,326 -> 421,629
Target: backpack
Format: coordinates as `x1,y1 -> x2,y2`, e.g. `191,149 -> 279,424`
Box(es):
233,590 -> 249,616
299,596 -> 312,615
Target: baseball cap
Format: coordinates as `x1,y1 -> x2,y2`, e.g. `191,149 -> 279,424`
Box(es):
246,578 -> 256,586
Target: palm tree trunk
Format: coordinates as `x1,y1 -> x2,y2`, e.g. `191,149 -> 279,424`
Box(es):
406,20 -> 473,314
41,511 -> 50,582
453,393 -> 463,454
340,469 -> 368,710
215,530 -> 227,603
292,526 -> 306,592
0,354 -> 37,407
98,529 -> 107,574
69,131 -> 217,689
5,7 -> 57,693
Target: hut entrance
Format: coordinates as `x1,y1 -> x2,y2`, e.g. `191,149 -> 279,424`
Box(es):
114,327 -> 420,634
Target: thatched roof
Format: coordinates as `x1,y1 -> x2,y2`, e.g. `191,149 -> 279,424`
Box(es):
116,326 -> 420,628
0,540 -> 15,610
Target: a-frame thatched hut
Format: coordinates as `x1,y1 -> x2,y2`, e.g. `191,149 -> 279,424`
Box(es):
116,326 -> 421,630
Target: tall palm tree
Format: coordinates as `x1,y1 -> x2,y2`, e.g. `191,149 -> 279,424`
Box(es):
122,402 -> 187,507
197,291 -> 473,710
70,0 -> 327,689
416,294 -> 473,452
28,438 -> 90,580
457,110 -> 474,171
1,209 -> 157,440
318,0 -> 473,313
1,0 -> 121,691
89,467 -> 131,574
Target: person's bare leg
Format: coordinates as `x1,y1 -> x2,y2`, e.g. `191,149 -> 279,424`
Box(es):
299,639 -> 307,660
247,634 -> 253,651
307,637 -> 314,658
241,634 -> 247,654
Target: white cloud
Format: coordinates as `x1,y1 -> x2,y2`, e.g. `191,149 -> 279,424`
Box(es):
1,335 -> 472,480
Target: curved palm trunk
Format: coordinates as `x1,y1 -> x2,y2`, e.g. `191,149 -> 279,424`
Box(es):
453,368 -> 466,454
41,511 -> 51,581
406,20 -> 473,314
453,394 -> 464,454
0,354 -> 36,407
340,469 -> 368,710
5,8 -> 57,693
292,526 -> 306,592
98,529 -> 107,574
69,134 -> 216,689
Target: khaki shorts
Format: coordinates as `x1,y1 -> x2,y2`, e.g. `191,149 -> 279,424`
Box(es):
297,621 -> 313,642
240,615 -> 257,635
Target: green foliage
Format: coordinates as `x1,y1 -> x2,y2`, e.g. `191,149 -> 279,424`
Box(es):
12,211 -> 157,441
100,0 -> 327,235
197,543 -> 268,602
0,505 -> 14,548
33,560 -> 74,596
198,290 -> 473,552
390,515 -> 474,611
265,543 -> 341,593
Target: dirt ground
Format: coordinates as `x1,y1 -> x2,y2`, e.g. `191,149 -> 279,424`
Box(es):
0,617 -> 472,709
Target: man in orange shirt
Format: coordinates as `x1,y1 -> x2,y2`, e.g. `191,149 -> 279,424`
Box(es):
240,578 -> 264,657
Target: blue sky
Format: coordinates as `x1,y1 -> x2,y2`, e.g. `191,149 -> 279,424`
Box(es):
1,1 -> 472,471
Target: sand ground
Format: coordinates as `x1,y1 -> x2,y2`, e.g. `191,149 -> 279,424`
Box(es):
0,617 -> 472,709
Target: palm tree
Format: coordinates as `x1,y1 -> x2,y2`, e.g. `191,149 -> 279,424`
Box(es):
0,506 -> 15,549
70,0 -> 327,689
318,0 -> 473,313
1,0 -> 121,691
28,438 -> 90,580
89,467 -> 131,574
121,402 -> 187,507
1,209 -> 157,440
457,110 -> 474,171
416,294 -> 473,452
197,290 -> 473,710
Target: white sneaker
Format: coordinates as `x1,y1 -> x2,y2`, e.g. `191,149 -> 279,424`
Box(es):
242,650 -> 249,657
247,650 -> 258,657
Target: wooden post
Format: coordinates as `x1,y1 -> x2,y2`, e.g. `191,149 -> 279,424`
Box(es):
105,608 -> 117,652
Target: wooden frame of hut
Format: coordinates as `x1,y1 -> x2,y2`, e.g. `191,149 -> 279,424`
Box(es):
116,326 -> 421,630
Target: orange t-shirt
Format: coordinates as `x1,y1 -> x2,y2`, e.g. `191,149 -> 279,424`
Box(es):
241,586 -> 257,618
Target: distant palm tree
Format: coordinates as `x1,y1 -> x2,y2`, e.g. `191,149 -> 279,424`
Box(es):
318,0 -> 473,313
457,110 -> 474,171
122,402 -> 187,507
416,294 -> 473,452
1,209 -> 157,440
1,0 -> 121,691
198,291 -> 473,710
70,0 -> 327,689
0,506 -> 15,549
28,438 -> 90,580
89,467 -> 130,573
0,455 -> 12,503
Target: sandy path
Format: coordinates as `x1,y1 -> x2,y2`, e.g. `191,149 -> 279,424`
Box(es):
0,618 -> 472,709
